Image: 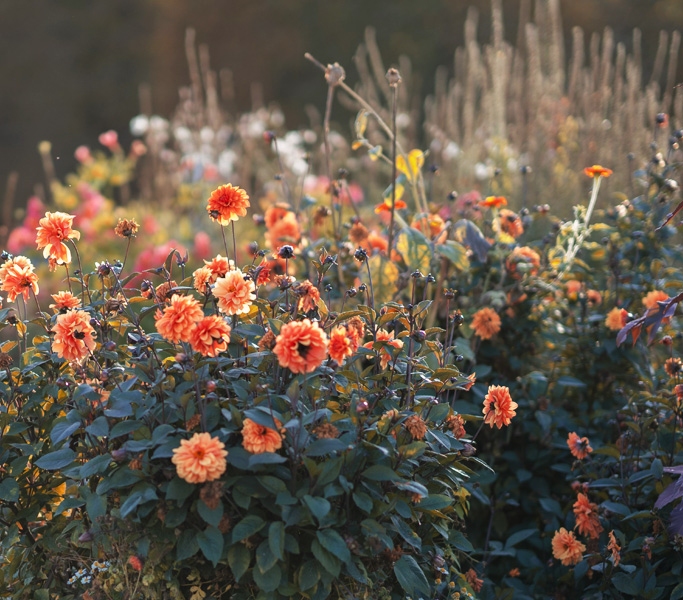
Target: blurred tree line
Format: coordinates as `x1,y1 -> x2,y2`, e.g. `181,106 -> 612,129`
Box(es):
1,0 -> 682,211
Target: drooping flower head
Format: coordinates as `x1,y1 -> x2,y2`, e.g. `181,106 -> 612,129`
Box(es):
273,318 -> 329,374
573,493 -> 603,539
482,385 -> 517,429
605,307 -> 628,331
155,294 -> 204,343
551,528 -> 586,566
241,418 -> 283,454
207,184 -> 250,225
0,256 -> 39,301
608,531 -> 621,566
567,432 -> 593,459
471,307 -> 501,340
114,218 -> 139,238
52,309 -> 97,362
584,165 -> 613,178
296,280 -> 321,313
190,315 -> 232,357
404,415 -> 427,440
363,328 -> 404,369
172,432 -> 227,484
35,211 -> 80,264
329,325 -> 353,365
346,316 -> 366,351
49,291 -> 81,313
213,269 -> 256,316
465,568 -> 484,593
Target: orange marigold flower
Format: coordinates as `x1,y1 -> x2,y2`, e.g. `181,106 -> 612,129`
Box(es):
404,415 -> 427,440
35,211 -> 80,264
296,280 -> 321,313
207,184 -> 250,225
551,528 -> 586,566
213,269 -> 256,316
190,315 -> 232,357
567,432 -> 593,459
49,291 -> 81,313
643,290 -> 669,310
0,256 -> 39,302
52,309 -> 97,362
329,325 -> 354,365
363,328 -> 404,369
508,568 -> 520,577
346,316 -> 366,351
483,385 -> 517,428
506,246 -> 541,278
127,555 -> 143,571
114,218 -> 139,238
171,432 -> 227,484
499,209 -> 524,238
273,318 -> 329,374
446,414 -> 466,438
584,165 -> 613,178
605,307 -> 628,331
573,493 -> 603,540
479,196 -> 507,208
665,357 -> 683,378
465,568 -> 484,592
155,294 -> 204,343
241,418 -> 283,454
608,530 -> 621,566
471,307 -> 501,340
193,266 -> 214,294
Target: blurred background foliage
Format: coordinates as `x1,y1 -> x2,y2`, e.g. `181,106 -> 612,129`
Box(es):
1,0 -> 683,207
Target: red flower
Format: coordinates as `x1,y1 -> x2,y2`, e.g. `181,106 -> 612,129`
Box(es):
584,165 -> 613,178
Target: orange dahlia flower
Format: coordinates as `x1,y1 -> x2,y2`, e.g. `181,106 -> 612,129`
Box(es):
52,309 -> 97,362
363,328 -> 404,369
171,432 -> 227,484
565,279 -> 582,299
552,528 -> 586,566
608,530 -> 621,566
241,418 -> 283,454
642,289 -> 669,310
573,493 -> 603,539
264,205 -> 291,229
35,211 -> 80,264
266,212 -> 301,251
471,307 -> 501,340
206,184 -> 250,225
567,432 -> 592,459
605,307 -> 628,331
346,316 -> 365,351
273,318 -> 329,373
213,269 -> 256,316
155,294 -> 204,343
499,209 -> 523,238
665,357 -> 682,378
49,291 -> 81,313
205,254 -> 232,278
479,196 -> 507,209
297,280 -> 321,313
192,266 -> 214,294
506,246 -> 540,278
0,256 -> 39,302
190,315 -> 231,357
482,385 -> 517,428
584,165 -> 613,178
329,325 -> 353,364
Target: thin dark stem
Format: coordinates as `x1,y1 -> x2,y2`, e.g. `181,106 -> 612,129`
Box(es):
323,85 -> 337,238
221,224 -> 230,263
67,240 -> 91,304
121,237 -> 132,272
231,221 -> 238,269
387,84 -> 399,254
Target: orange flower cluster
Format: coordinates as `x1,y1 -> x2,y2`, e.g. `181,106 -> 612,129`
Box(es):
551,528 -> 586,566
329,325 -> 354,364
172,432 -> 227,484
35,211 -> 80,264
190,315 -> 232,357
0,256 -> 39,302
241,418 -> 283,454
52,309 -> 97,362
605,307 -> 628,331
567,432 -> 592,459
506,246 -> 540,278
573,493 -> 603,539
273,319 -> 329,374
213,269 -> 256,316
471,307 -> 501,340
364,328 -> 404,369
155,294 -> 204,343
465,568 -> 483,592
207,184 -> 250,225
482,385 -> 517,428
49,291 -> 81,313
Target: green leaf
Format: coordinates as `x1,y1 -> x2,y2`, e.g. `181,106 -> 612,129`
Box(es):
198,500 -> 224,527
393,555 -> 430,597
556,376 -> 586,388
256,540 -> 277,573
232,515 -> 265,543
362,465 -> 401,481
79,454 -> 112,479
367,255 -> 399,305
0,478 -> 19,502
316,529 -> 351,564
268,521 -> 285,561
228,544 -> 250,582
415,495 -> 451,511
304,495 -> 331,522
449,530 -> 474,552
51,420 -> 81,445
84,490 -> 107,522
54,497 -> 85,517
299,560 -> 320,591
353,491 -> 373,513
437,241 -> 470,271
305,438 -> 346,456
176,529 -> 199,561
35,448 -> 76,470
397,227 -> 431,275
197,526 -> 224,566
505,528 -> 537,548
611,572 -> 641,596
311,539 -> 340,576
253,562 -> 281,593
110,420 -> 144,439
671,582 -> 683,600
166,476 -> 195,503
86,416 -> 109,437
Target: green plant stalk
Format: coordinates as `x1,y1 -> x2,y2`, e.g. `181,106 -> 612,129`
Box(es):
387,84 -> 398,254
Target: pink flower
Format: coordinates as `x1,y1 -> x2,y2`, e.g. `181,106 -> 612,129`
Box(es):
74,145 -> 93,164
98,130 -> 119,149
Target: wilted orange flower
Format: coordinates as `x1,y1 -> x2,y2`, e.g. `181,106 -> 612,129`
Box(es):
155,294 -> 204,343
0,256 -> 39,301
193,266 -> 214,294
446,414 -> 466,438
552,528 -> 586,566
114,218 -> 139,238
154,280 -> 178,303
213,269 -> 256,316
404,415 -> 427,440
346,316 -> 366,351
48,291 -> 81,313
329,325 -> 353,364
207,184 -> 250,225
465,568 -> 483,592
584,165 -> 613,178
127,555 -> 143,572
296,280 -> 321,313
349,222 -> 369,244
471,307 -> 501,340
643,290 -> 669,310
35,211 -> 80,264
479,196 -> 507,208
255,258 -> 272,285
241,418 -> 283,454
483,385 -> 517,428
573,493 -> 603,539
506,246 -> 541,278
608,530 -> 621,566
172,432 -> 227,484
567,432 -> 593,459
314,423 -> 339,439
190,315 -> 232,357
665,357 -> 683,378
499,209 -> 523,238
364,328 -> 404,369
508,568 -> 520,577
52,309 -> 97,362
274,318 -> 329,373
605,307 -> 628,330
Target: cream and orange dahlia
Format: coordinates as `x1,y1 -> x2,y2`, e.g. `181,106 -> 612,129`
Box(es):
49,291 -> 81,313
35,211 -> 80,264
0,256 -> 39,302
241,418 -> 283,454
567,432 -> 592,459
328,325 -> 353,365
551,528 -> 586,566
213,269 -> 256,316
207,184 -> 250,225
190,315 -> 232,357
154,294 -> 204,343
482,385 -> 517,428
52,309 -> 97,362
172,432 -> 227,484
273,319 -> 329,374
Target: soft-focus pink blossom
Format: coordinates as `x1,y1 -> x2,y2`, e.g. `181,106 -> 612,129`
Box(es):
193,232 -> 212,261
99,130 -> 119,149
75,145 -> 93,164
